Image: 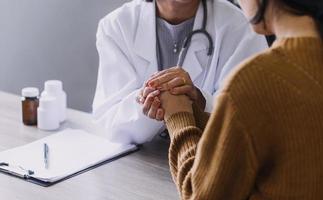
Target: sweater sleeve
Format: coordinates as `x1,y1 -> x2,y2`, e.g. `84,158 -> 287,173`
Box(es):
165,93 -> 258,200
192,102 -> 210,131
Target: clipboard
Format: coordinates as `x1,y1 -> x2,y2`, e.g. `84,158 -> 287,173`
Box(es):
0,129 -> 139,187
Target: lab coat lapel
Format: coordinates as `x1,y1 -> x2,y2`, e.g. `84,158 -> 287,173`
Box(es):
133,1 -> 211,82
182,1 -> 210,82
133,1 -> 158,75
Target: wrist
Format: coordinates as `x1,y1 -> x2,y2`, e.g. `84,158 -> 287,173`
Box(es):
194,87 -> 206,109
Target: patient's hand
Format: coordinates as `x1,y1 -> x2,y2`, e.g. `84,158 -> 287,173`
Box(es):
137,68 -> 196,121
160,91 -> 193,120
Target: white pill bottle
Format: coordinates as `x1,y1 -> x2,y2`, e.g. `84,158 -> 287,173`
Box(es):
37,97 -> 60,131
41,80 -> 67,123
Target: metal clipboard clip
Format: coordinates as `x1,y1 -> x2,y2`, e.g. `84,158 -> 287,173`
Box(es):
0,162 -> 35,178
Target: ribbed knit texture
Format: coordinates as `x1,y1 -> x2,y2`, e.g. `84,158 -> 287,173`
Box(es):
165,37 -> 323,200
156,17 -> 194,70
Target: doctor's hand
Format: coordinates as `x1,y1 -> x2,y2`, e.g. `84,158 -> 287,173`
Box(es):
136,86 -> 164,121
146,67 -> 206,109
160,91 -> 193,120
146,67 -> 198,99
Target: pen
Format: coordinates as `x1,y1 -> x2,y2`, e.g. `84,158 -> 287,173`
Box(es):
44,143 -> 49,169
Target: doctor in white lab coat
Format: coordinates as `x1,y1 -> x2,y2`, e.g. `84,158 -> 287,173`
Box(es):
93,0 -> 268,144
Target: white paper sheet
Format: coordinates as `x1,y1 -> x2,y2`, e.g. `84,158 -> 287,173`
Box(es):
0,129 -> 137,182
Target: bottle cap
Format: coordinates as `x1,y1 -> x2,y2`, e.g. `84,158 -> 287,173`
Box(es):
38,97 -> 57,110
44,80 -> 63,93
22,87 -> 39,98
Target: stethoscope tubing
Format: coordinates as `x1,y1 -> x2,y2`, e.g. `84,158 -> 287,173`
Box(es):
176,0 -> 214,67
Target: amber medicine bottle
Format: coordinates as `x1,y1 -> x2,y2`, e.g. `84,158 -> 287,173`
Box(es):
22,87 -> 39,126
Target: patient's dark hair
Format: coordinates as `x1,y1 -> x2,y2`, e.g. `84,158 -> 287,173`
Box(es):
251,0 -> 323,39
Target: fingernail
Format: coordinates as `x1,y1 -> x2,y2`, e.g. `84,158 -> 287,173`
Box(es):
149,82 -> 155,87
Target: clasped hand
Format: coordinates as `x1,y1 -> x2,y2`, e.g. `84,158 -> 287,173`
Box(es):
136,67 -> 195,121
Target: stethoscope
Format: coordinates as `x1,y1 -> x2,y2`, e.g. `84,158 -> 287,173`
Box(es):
176,0 -> 214,67
157,0 -> 214,139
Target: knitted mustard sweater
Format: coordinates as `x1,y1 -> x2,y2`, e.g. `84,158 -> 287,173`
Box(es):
165,37 -> 323,200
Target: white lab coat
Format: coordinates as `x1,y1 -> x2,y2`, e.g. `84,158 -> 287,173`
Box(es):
93,0 -> 268,144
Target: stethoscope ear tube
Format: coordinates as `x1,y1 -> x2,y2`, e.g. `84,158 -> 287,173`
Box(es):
176,46 -> 188,67
176,0 -> 214,67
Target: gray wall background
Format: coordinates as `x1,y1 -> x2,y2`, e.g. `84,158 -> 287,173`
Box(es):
0,0 -> 130,112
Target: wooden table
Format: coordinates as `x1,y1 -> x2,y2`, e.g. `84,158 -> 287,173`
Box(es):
0,91 -> 178,200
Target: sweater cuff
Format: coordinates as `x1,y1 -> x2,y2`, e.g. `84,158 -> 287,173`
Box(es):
165,112 -> 196,136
